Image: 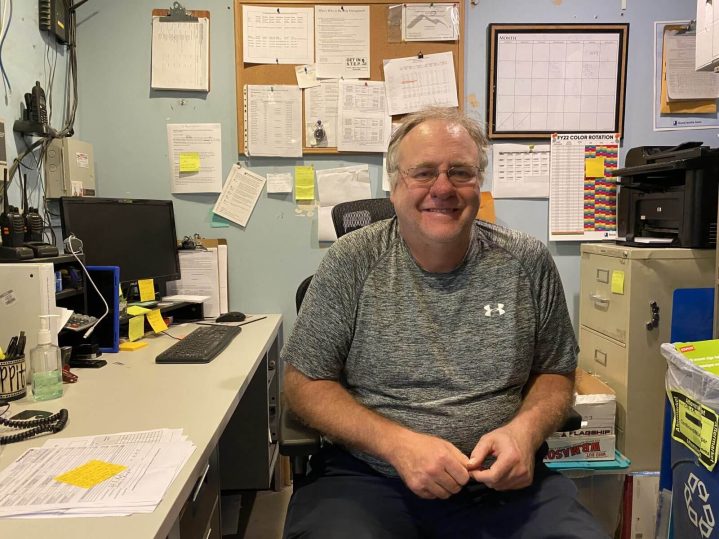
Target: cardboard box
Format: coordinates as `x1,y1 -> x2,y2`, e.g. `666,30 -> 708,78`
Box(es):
544,369 -> 617,462
545,434 -> 616,462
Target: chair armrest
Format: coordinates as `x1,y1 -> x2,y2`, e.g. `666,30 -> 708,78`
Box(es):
279,405 -> 322,457
556,407 -> 583,432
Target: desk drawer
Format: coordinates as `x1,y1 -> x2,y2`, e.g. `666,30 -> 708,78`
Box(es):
179,449 -> 220,539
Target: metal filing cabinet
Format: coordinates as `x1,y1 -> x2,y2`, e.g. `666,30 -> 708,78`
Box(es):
579,243 -> 714,471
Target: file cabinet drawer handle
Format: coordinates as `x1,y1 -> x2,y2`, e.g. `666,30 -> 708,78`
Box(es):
594,349 -> 607,366
191,463 -> 210,503
590,293 -> 609,305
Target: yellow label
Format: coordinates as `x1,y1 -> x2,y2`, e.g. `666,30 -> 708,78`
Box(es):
138,279 -> 156,302
55,460 -> 127,489
610,270 -> 625,294
294,166 -> 315,201
585,157 -> 606,178
669,389 -> 719,471
179,152 -> 201,172
147,309 -> 168,333
119,341 -> 148,351
128,315 -> 145,342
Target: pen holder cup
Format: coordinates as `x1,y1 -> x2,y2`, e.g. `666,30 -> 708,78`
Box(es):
0,354 -> 27,401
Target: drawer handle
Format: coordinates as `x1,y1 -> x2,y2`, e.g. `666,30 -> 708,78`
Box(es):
192,463 -> 211,503
594,349 -> 607,366
205,528 -> 212,539
590,293 -> 609,305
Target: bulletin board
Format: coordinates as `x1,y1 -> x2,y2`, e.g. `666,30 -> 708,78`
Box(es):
234,0 -> 465,155
487,23 -> 629,140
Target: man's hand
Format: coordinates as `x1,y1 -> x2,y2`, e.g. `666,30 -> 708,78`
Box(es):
388,431 -> 471,500
466,426 -> 535,491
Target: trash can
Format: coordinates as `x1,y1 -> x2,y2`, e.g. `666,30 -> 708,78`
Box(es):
662,342 -> 719,539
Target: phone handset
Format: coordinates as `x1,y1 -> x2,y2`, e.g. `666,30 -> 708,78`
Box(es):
24,81 -> 48,126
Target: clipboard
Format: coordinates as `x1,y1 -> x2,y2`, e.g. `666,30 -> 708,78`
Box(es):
660,23 -> 716,114
151,2 -> 211,92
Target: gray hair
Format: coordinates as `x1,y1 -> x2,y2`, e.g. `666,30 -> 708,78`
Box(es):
385,107 -> 488,190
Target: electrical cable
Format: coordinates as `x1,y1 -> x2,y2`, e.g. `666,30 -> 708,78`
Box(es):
0,0 -> 12,98
64,234 -> 109,339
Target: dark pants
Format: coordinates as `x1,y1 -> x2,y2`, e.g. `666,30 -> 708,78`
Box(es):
283,446 -> 609,539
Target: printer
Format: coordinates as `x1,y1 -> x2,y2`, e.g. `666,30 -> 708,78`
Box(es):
613,143 -> 719,248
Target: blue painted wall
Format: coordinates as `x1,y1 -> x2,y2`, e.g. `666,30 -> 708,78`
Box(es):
68,0 -> 711,337
1,2 -> 69,230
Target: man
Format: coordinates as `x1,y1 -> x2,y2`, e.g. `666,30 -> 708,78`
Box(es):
281,107 -> 607,538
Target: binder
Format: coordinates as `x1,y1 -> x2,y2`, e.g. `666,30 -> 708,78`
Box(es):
151,4 -> 211,92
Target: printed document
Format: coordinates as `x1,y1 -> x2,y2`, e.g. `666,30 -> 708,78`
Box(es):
166,249 -> 222,319
242,6 -> 314,65
305,79 -> 339,147
315,6 -> 370,79
337,80 -> 391,152
245,85 -> 302,157
213,164 -> 266,228
151,16 -> 209,91
491,143 -> 550,199
383,51 -> 458,115
402,3 -> 459,42
266,172 -> 293,193
666,32 -> 719,100
167,123 -> 223,193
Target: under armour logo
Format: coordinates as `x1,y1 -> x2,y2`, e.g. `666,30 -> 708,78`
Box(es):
484,304 -> 505,317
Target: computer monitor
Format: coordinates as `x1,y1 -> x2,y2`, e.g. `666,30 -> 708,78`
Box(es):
59,197 -> 181,284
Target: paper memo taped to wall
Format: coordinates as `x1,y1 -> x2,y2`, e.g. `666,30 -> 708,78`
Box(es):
151,7 -> 210,92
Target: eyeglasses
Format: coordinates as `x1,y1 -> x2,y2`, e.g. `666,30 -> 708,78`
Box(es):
400,165 -> 481,187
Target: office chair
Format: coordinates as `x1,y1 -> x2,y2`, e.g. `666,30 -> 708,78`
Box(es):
279,198 -> 582,484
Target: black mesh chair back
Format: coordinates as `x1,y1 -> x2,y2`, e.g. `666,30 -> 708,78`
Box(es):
331,198 -> 395,239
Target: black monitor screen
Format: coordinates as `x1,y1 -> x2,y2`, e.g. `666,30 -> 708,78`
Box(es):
59,197 -> 181,283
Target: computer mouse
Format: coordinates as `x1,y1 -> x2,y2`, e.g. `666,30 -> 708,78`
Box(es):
216,311 -> 246,322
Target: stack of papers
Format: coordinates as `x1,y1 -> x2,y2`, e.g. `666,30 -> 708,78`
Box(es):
0,429 -> 195,518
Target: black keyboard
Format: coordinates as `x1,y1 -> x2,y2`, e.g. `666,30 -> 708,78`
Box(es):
155,325 -> 242,364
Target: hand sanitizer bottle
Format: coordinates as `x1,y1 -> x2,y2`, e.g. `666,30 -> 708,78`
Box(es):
30,315 -> 63,401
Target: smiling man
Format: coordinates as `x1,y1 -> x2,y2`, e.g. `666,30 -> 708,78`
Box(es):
281,107 -> 607,538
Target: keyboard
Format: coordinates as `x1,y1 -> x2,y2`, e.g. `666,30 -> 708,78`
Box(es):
155,325 -> 242,364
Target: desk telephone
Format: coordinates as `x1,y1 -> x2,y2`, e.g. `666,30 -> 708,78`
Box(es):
0,406 -> 68,445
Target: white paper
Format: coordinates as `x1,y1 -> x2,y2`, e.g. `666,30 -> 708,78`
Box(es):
166,249 -> 222,319
318,206 -> 338,242
242,6 -> 314,65
383,52 -> 459,116
151,17 -> 209,91
316,164 -> 372,207
266,172 -> 293,193
166,123 -> 222,193
491,143 -> 550,199
549,133 -> 619,242
493,32 -> 620,133
0,429 -> 194,517
217,244 -> 228,314
337,80 -> 391,152
161,294 -> 210,304
315,6 -> 370,79
402,4 -> 459,42
213,164 -> 266,228
305,80 -> 339,148
295,64 -> 321,88
666,32 -> 719,100
245,85 -> 302,157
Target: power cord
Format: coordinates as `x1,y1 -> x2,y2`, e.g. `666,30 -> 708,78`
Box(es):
64,234 -> 109,339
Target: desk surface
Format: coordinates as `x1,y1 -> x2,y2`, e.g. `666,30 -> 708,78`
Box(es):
0,314 -> 282,538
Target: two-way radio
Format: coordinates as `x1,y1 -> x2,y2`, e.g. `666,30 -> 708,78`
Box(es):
21,173 -> 58,257
0,169 -> 33,260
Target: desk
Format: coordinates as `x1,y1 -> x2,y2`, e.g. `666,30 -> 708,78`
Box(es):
0,314 -> 282,538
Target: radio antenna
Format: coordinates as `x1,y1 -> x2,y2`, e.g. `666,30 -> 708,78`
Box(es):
2,168 -> 8,215
21,174 -> 28,213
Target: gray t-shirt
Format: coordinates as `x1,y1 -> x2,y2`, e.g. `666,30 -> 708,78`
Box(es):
282,219 -> 577,476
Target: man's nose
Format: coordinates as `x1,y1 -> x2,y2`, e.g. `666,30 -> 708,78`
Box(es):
430,170 -> 455,196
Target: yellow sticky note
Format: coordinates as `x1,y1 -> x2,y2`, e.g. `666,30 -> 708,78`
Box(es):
295,166 -> 315,201
128,315 -> 145,342
138,279 -> 156,302
126,305 -> 151,316
585,157 -> 605,178
179,152 -> 201,172
611,270 -> 625,295
147,309 -> 169,333
55,460 -> 127,489
119,341 -> 148,351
